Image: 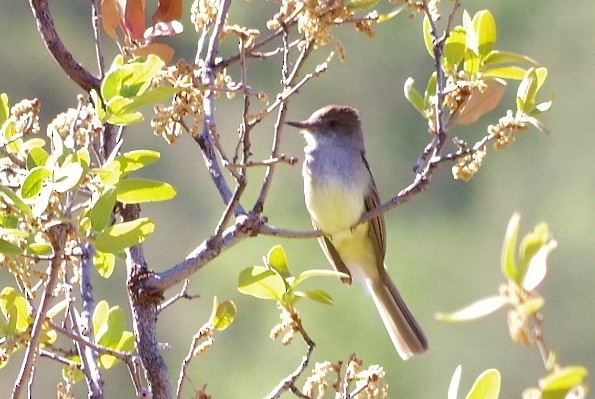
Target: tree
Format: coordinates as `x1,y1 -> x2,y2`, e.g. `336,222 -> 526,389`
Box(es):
0,0 -> 587,398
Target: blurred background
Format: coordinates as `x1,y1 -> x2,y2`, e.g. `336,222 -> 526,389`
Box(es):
1,1 -> 593,398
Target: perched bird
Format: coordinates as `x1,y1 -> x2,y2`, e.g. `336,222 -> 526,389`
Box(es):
287,105 -> 428,360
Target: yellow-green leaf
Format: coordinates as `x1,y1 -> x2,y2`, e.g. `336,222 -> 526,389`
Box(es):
94,218 -> 155,253
444,26 -> 466,66
539,366 -> 588,399
501,213 -> 521,283
21,166 -> 51,199
210,297 -> 237,331
90,187 -> 118,231
472,10 -> 497,58
238,266 -> 286,300
94,250 -> 116,278
465,369 -> 501,399
266,245 -> 290,276
116,178 -> 177,204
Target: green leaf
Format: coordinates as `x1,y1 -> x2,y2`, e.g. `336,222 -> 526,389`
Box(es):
424,72 -> 437,105
237,266 -> 286,300
115,178 -> 177,204
94,218 -> 156,253
482,66 -> 527,80
436,295 -> 508,322
377,4 -> 407,23
404,77 -> 427,115
266,245 -> 290,276
472,10 -> 497,58
501,213 -> 521,283
97,150 -> 161,185
120,86 -> 179,113
21,166 -> 51,199
422,14 -> 434,58
25,242 -> 54,257
518,223 -> 556,290
0,238 -> 23,255
90,187 -> 118,231
539,366 -> 588,399
292,269 -> 349,288
444,26 -> 466,66
0,184 -> 33,216
100,331 -> 135,369
210,297 -> 237,331
94,250 -> 116,278
0,287 -> 32,334
52,162 -> 85,193
94,303 -> 125,349
26,146 -> 49,170
517,68 -> 539,113
0,93 -> 9,124
465,369 -> 501,399
294,289 -> 334,305
483,51 -> 538,67
449,366 -> 462,399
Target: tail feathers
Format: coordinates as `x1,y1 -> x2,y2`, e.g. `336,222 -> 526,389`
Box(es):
366,276 -> 428,360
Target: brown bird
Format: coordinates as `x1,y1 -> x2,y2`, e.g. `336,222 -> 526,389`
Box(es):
287,105 -> 428,359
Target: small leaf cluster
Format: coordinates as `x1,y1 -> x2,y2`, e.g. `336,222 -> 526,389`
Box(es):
92,55 -> 178,126
437,214 -> 588,399
448,366 -> 500,399
238,245 -> 348,310
405,9 -> 552,180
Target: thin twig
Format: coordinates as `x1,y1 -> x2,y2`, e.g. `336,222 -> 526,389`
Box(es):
90,0 -> 105,78
28,0 -> 100,92
175,325 -> 213,399
157,280 -> 199,313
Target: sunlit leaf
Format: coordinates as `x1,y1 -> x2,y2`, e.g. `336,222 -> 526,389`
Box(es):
449,365 -> 462,399
132,42 -> 176,64
501,213 -> 521,283
266,245 -> 290,276
25,242 -> 54,257
422,14 -> 434,58
0,93 -> 9,124
404,77 -> 427,115
0,238 -> 23,255
237,266 -> 286,300
116,178 -> 177,203
444,26 -> 466,66
90,187 -> 118,231
294,289 -> 334,305
483,51 -> 538,67
472,10 -> 497,58
94,250 -> 116,278
0,287 -> 32,334
52,162 -> 85,193
465,369 -> 501,399
94,218 -> 156,253
120,86 -> 179,113
21,166 -> 51,199
539,366 -> 588,399
97,149 -> 161,185
517,296 -> 545,315
26,146 -> 49,170
291,269 -> 349,288
522,238 -> 557,291
436,295 -> 508,322
210,297 -> 237,331
517,68 -> 538,113
482,66 -> 527,80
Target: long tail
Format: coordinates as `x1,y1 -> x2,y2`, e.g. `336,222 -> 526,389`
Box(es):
365,274 -> 428,360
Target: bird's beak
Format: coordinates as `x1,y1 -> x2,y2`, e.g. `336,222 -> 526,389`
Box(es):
286,119 -> 312,129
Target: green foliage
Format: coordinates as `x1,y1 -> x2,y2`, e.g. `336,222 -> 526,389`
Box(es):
209,297 -> 236,331
95,54 -> 178,126
411,9 -> 551,132
238,245 -> 348,309
448,366 -> 501,399
92,300 -> 135,369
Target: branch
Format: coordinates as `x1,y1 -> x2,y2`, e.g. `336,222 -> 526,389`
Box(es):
12,224 -> 67,399
28,0 -> 100,92
147,213 -> 264,293
124,204 -> 171,399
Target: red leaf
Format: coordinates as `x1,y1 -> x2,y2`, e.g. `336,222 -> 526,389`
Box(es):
152,0 -> 183,24
101,0 -> 121,41
133,42 -> 176,64
122,0 -> 147,42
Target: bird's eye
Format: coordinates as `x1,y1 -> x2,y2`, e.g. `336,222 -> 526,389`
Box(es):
328,120 -> 338,128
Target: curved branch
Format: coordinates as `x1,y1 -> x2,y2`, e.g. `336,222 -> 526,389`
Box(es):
29,0 -> 101,92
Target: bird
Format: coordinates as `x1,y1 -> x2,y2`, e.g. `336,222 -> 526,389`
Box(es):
287,105 -> 428,360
